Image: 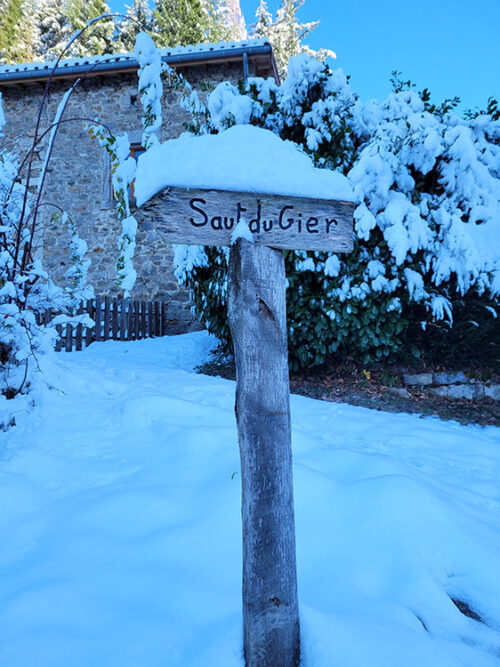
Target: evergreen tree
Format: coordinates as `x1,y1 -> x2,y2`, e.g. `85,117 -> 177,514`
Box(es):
203,0 -> 231,42
203,0 -> 246,42
253,0 -> 334,77
118,0 -> 154,53
153,0 -> 208,48
2,0 -> 247,65
32,0 -> 118,59
152,0 -> 244,48
0,0 -> 23,61
66,0 -> 117,56
34,0 -> 72,59
222,0 -> 246,40
0,0 -> 39,63
253,0 -> 272,40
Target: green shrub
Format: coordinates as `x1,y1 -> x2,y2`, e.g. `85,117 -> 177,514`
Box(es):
175,56 -> 500,370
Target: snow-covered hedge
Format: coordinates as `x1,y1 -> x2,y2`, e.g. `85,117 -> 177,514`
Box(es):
0,94 -> 66,420
175,56 -> 500,369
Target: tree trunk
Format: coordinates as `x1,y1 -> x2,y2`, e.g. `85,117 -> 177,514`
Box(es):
227,239 -> 300,667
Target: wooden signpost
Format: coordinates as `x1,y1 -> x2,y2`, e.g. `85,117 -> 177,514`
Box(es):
155,185 -> 354,667
147,186 -> 353,252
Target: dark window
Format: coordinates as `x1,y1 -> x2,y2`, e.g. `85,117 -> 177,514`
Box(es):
129,145 -> 146,200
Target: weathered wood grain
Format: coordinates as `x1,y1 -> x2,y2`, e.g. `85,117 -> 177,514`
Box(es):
75,302 -> 84,351
146,186 -> 354,252
86,300 -> 94,347
161,302 -> 167,337
111,299 -> 118,340
120,299 -> 127,341
141,301 -> 147,339
228,239 -> 300,667
94,297 -> 102,342
104,296 -> 111,341
65,323 -> 73,352
55,324 -> 63,352
154,301 -> 160,337
146,301 -> 151,337
134,300 -> 140,340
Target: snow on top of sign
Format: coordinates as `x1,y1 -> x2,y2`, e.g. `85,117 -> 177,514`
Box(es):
134,125 -> 354,206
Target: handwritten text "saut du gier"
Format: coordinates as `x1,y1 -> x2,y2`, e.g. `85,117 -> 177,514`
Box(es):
188,198 -> 339,235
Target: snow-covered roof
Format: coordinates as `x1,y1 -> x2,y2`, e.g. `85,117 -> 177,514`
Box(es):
0,39 -> 274,84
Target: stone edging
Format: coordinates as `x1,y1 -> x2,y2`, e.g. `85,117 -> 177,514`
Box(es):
402,372 -> 499,401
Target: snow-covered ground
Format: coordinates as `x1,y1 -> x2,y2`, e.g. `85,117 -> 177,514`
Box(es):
1,332 -> 499,666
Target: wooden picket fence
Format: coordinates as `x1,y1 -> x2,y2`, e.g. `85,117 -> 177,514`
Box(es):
36,297 -> 169,352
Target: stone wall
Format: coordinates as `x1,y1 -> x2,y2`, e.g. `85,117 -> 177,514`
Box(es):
403,372 -> 500,401
1,61 -> 245,332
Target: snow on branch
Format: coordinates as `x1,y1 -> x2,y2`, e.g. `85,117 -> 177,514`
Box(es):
174,52 -> 500,368
134,32 -> 163,150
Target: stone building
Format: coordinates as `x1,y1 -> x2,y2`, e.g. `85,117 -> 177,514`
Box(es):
0,40 -> 278,332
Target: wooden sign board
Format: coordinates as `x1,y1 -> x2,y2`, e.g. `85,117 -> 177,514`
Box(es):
149,186 -> 354,252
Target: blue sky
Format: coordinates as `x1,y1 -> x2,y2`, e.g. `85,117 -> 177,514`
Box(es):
241,0 -> 500,111
110,0 -> 500,111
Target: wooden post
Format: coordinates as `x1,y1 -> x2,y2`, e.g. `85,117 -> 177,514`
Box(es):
94,297 -> 102,342
140,301 -> 147,339
55,323 -> 63,352
147,300 -> 153,337
120,299 -> 127,341
111,298 -> 118,339
86,299 -> 94,347
65,322 -> 73,352
134,300 -> 140,340
228,239 -> 300,667
127,299 -> 133,341
149,183 -> 352,665
154,301 -> 160,337
75,302 -> 84,351
104,296 -> 111,340
161,301 -> 167,336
